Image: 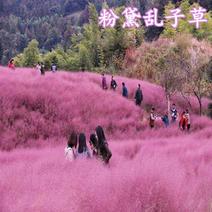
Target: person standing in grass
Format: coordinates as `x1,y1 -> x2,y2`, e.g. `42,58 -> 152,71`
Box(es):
102,73 -> 108,90
161,112 -> 169,127
65,131 -> 78,161
134,84 -> 143,106
122,82 -> 128,98
77,133 -> 91,159
40,63 -> 45,75
170,104 -> 178,123
8,59 -> 15,70
36,62 -> 41,74
95,126 -> 112,164
110,76 -> 117,91
179,111 -> 187,130
149,107 -> 156,128
89,133 -> 99,157
51,63 -> 57,73
185,109 -> 191,131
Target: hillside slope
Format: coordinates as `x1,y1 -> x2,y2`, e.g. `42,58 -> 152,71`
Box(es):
0,67 -> 212,211
0,66 -> 210,150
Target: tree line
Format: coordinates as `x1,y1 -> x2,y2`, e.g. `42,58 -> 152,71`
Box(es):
1,0 -> 212,65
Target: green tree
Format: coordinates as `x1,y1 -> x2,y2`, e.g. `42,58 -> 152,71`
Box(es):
163,1 -> 177,38
163,0 -> 193,38
180,0 -> 190,14
86,3 -> 103,67
23,39 -> 40,67
78,43 -> 92,70
14,53 -> 25,67
43,51 -> 59,70
178,0 -> 192,34
193,11 -> 212,42
67,3 -> 102,70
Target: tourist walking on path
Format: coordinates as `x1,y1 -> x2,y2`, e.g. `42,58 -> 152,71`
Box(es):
134,84 -> 143,106
110,76 -> 117,90
122,82 -> 128,98
102,73 -> 108,90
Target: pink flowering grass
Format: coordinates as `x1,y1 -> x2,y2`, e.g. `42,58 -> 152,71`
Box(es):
0,67 -> 212,211
1,136 -> 212,212
0,67 -> 210,150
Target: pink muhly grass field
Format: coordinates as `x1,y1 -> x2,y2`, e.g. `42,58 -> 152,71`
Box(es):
0,67 -> 212,212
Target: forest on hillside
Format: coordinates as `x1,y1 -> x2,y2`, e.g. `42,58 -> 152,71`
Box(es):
0,0 -> 212,64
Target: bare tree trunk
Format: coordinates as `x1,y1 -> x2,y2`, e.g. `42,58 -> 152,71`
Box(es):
194,91 -> 202,116
199,98 -> 202,116
166,93 -> 171,118
180,92 -> 192,109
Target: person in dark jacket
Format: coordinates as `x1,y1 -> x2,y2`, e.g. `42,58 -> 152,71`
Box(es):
122,82 -> 128,98
161,112 -> 169,127
110,76 -> 117,90
89,133 -> 99,157
95,126 -> 112,164
134,84 -> 143,106
40,63 -> 45,75
102,73 -> 108,90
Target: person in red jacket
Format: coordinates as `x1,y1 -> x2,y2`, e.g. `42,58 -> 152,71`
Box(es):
8,59 -> 15,70
185,109 -> 191,131
179,111 -> 187,130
